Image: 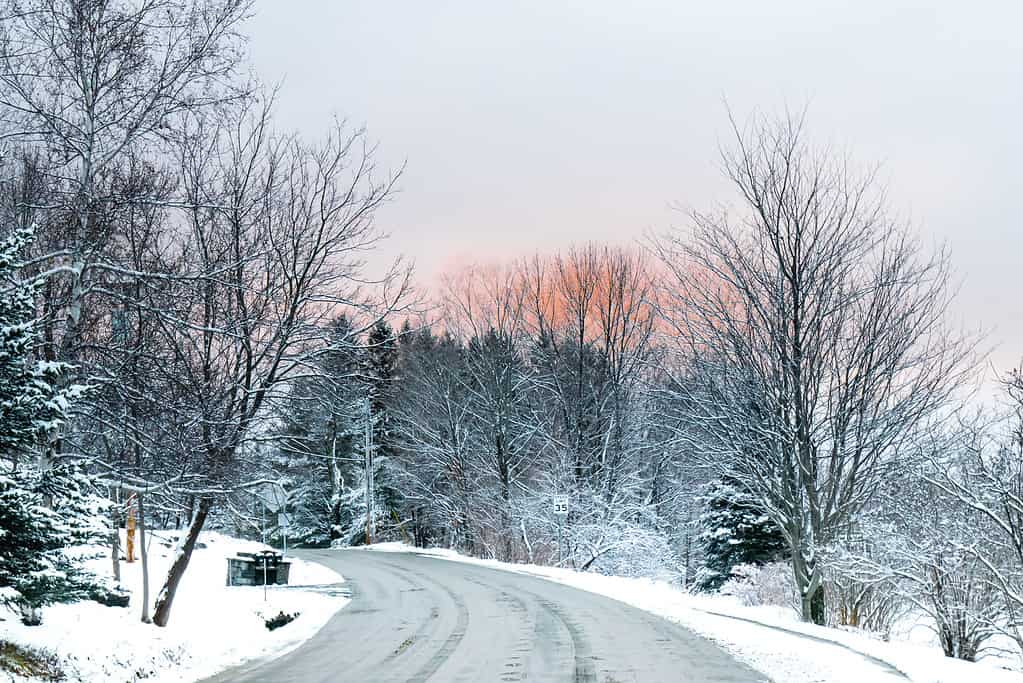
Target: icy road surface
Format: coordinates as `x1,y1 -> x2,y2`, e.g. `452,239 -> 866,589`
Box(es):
203,548 -> 765,682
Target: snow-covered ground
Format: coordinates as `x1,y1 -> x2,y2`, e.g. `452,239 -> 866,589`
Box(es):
367,543 -> 1023,683
1,531 -> 349,682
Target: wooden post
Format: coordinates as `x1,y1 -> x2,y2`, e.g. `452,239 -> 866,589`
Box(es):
125,496 -> 137,563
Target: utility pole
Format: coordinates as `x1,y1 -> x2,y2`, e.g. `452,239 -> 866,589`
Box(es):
282,508 -> 288,557
260,497 -> 266,545
364,395 -> 374,545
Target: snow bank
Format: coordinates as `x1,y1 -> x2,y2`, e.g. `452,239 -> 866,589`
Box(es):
366,543 -> 1022,683
1,531 -> 348,682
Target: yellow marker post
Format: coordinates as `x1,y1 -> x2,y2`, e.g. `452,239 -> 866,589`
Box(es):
126,505 -> 137,563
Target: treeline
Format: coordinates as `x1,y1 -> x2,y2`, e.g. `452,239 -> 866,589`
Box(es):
268,248 -> 689,579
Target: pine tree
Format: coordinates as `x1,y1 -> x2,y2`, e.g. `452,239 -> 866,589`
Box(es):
0,474 -> 95,624
366,320 -> 398,456
273,316 -> 363,545
0,227 -> 72,459
695,477 -> 787,591
363,321 -> 404,532
0,227 -> 99,624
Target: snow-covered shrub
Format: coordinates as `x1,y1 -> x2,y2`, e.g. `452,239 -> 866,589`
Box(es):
0,640 -> 63,680
823,549 -> 910,639
832,446 -> 1012,658
582,523 -> 681,580
88,583 -> 131,608
720,561 -> 798,610
264,610 -> 300,631
541,485 -> 682,580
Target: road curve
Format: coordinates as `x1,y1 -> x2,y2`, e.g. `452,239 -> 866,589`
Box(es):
203,549 -> 766,683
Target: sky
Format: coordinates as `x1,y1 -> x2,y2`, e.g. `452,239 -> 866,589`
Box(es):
246,1 -> 1022,377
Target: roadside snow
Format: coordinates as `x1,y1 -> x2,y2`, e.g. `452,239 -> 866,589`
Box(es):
1,531 -> 349,682
366,543 -> 1022,683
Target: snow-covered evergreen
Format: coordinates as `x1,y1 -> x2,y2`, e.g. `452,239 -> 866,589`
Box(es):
694,478 -> 788,591
0,226 -> 101,625
0,227 -> 77,459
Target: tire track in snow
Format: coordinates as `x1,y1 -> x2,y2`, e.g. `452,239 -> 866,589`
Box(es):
375,557 -> 470,682
460,575 -> 533,682
459,570 -> 595,681
523,589 -> 597,682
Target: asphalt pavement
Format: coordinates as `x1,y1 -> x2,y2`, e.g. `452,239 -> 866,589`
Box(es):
202,549 -> 766,682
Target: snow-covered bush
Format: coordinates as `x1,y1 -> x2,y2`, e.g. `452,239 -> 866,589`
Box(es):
926,398 -> 1023,661
0,640 -> 63,680
720,561 -> 799,610
826,443 -> 1009,657
581,523 -> 680,580
263,610 -> 300,631
824,561 -> 908,638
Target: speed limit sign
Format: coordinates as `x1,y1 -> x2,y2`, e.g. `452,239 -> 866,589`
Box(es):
552,496 -> 569,516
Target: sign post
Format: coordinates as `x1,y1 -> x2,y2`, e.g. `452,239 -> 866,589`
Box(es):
278,512 -> 291,556
552,496 -> 569,566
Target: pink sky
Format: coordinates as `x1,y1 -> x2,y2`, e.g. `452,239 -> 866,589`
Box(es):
246,1 -> 1022,381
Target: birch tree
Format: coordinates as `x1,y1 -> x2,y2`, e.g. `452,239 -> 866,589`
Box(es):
0,0 -> 251,365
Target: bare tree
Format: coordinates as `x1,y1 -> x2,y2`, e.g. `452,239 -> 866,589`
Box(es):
391,326 -> 479,551
440,264 -> 537,559
518,245 -> 662,572
653,111 -> 973,623
927,374 -> 1023,656
141,99 -> 407,626
0,0 -> 252,365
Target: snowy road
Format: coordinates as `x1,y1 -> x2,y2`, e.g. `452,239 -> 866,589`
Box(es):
203,549 -> 766,682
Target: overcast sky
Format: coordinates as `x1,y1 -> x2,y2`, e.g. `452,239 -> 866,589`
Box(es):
246,1 -> 1021,376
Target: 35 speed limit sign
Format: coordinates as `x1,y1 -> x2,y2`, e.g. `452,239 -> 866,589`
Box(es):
552,497 -> 569,516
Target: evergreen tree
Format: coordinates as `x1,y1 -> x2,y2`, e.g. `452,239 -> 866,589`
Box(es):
273,316 -> 363,545
0,227 -> 99,624
0,473 -> 98,624
270,317 -> 409,546
366,320 -> 398,456
695,477 -> 787,591
0,227 -> 73,459
363,320 -> 404,531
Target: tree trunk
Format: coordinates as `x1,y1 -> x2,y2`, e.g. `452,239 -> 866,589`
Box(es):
152,498 -> 211,627
184,496 -> 195,530
138,492 -> 152,623
791,539 -> 827,625
808,583 -> 826,625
